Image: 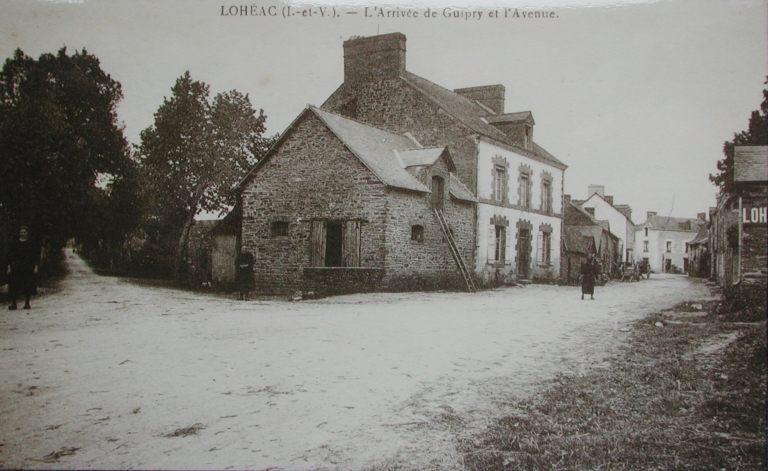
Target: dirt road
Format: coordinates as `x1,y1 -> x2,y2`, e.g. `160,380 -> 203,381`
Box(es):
0,251 -> 714,470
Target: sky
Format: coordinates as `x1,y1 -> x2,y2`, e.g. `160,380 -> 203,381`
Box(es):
1,0 -> 766,223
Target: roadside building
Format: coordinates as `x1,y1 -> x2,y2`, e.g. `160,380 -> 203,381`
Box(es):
571,185 -> 634,275
561,195 -> 620,284
686,222 -> 710,278
237,32 -> 567,294
237,106 -> 476,295
710,146 -> 767,298
320,33 -> 567,285
634,212 -> 706,274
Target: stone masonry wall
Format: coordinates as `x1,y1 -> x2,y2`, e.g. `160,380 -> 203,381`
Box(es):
240,112 -> 389,294
382,156 -> 476,290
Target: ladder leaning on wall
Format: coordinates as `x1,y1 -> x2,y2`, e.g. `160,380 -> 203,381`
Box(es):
433,208 -> 476,293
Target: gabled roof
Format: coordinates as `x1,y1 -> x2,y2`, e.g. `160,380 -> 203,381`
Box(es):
236,106 -> 477,201
486,111 -> 535,125
398,147 -> 450,169
643,215 -> 705,233
311,107 -> 430,193
734,146 -> 768,182
582,192 -> 635,226
401,71 -> 567,170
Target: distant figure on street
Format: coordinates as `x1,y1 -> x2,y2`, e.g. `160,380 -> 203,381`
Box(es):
7,226 -> 39,310
235,251 -> 255,301
580,254 -> 598,301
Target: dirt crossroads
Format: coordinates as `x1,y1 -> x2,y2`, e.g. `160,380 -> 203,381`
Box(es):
0,251 -> 714,470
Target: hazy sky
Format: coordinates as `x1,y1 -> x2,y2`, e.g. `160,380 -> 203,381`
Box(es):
1,0 -> 766,223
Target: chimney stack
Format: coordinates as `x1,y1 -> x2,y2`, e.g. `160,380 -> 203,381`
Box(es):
647,211 -> 657,220
588,185 -> 605,198
454,85 -> 505,115
605,195 -> 614,206
564,194 -> 571,207
343,33 -> 406,86
585,207 -> 596,217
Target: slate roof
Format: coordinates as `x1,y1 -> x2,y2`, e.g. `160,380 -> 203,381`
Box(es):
402,72 -> 567,170
644,215 -> 705,233
449,173 -> 478,203
688,224 -> 709,246
398,147 -> 447,168
237,106 -> 477,200
734,146 -> 768,182
563,226 -> 599,255
486,111 -> 534,124
311,107 -> 430,193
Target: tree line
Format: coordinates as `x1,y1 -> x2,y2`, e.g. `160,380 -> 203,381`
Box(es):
0,48 -> 275,282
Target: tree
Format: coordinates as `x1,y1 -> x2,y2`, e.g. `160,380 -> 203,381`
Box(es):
0,47 -> 134,251
138,72 -> 272,281
710,78 -> 768,194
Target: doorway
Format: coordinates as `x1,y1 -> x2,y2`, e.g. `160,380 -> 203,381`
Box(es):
517,227 -> 531,279
325,221 -> 343,267
431,175 -> 444,210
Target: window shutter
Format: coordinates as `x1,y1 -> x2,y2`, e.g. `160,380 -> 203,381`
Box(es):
487,226 -> 496,262
505,227 -> 512,264
310,220 -> 326,267
537,232 -> 544,264
342,220 -> 361,267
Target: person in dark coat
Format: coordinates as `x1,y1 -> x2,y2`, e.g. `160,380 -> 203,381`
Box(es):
235,251 -> 255,301
580,254 -> 597,300
7,226 -> 39,310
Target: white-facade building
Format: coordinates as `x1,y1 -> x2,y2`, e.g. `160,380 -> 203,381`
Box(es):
579,186 -> 635,263
634,212 -> 705,273
475,137 -> 564,282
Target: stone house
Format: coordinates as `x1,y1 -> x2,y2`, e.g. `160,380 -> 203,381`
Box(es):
561,195 -> 620,284
319,33 -> 567,285
709,146 -> 767,296
236,106 -> 476,295
634,212 -> 705,274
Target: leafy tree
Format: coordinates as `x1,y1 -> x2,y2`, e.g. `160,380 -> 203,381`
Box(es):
710,78 -> 768,194
0,47 -> 133,251
138,71 -> 272,280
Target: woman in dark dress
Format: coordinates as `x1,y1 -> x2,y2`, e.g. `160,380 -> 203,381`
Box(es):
235,251 -> 255,301
580,254 -> 597,300
7,226 -> 39,310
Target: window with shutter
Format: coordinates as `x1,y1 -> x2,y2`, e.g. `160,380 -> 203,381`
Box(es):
310,220 -> 326,267
342,220 -> 361,267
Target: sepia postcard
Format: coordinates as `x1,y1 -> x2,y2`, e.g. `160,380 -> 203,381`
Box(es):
0,0 -> 766,469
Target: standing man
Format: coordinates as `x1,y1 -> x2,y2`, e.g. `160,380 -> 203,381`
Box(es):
7,226 -> 39,310
580,253 -> 597,301
234,251 -> 255,301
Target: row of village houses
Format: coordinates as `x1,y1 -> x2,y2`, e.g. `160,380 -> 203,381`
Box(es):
180,33 -> 766,297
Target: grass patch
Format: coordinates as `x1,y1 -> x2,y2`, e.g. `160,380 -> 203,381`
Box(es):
461,300 -> 767,470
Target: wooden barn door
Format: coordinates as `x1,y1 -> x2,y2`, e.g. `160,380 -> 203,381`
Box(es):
342,220 -> 361,267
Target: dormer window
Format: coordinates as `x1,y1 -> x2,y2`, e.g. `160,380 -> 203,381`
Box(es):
524,125 -> 533,150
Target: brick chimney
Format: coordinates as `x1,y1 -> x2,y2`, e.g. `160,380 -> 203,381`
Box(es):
454,85 -> 505,114
604,195 -> 614,206
588,185 -> 605,198
343,33 -> 406,86
697,212 -> 706,221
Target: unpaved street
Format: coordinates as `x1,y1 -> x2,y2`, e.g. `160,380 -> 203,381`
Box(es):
0,251 -> 714,470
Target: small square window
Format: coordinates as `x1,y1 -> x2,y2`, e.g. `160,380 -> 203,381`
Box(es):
411,225 -> 424,243
271,221 -> 289,237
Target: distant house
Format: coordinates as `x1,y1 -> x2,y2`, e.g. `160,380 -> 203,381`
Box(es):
572,185 -> 635,270
687,222 -> 710,278
236,106 -> 476,295
561,195 -> 620,283
634,212 -> 706,274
